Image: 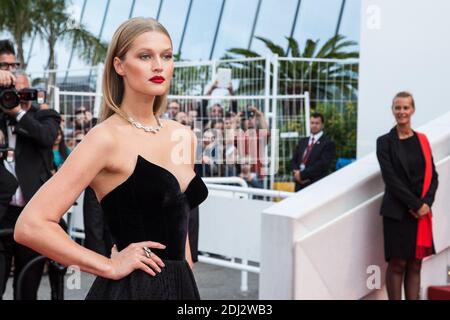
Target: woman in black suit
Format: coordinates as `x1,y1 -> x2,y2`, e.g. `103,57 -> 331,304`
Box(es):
376,91 -> 439,300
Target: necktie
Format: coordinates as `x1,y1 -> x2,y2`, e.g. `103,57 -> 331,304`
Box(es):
7,116 -> 17,127
302,137 -> 315,165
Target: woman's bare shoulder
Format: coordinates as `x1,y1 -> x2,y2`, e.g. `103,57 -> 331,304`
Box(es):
161,118 -> 193,135
160,118 -> 181,128
83,115 -> 125,150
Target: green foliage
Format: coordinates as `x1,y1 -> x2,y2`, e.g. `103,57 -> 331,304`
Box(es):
0,0 -> 34,68
315,102 -> 357,160
32,0 -> 107,70
0,0 -> 107,70
226,34 -> 359,101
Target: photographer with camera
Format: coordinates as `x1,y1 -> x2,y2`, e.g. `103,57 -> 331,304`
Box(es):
0,40 -> 61,300
236,105 -> 270,180
0,133 -> 17,222
0,43 -> 18,222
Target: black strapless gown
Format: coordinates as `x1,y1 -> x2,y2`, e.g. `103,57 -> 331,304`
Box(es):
85,155 -> 208,300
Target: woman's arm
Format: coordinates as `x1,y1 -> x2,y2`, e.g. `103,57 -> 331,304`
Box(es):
423,156 -> 439,207
15,125 -> 115,277
14,124 -> 165,279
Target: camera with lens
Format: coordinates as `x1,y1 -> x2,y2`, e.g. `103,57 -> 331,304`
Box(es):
0,85 -> 46,110
245,110 -> 255,119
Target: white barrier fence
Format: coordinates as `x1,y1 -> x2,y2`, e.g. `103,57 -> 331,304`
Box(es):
200,179 -> 293,292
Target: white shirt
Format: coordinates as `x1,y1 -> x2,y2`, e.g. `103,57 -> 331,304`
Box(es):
299,131 -> 324,171
3,111 -> 27,207
309,130 -> 323,146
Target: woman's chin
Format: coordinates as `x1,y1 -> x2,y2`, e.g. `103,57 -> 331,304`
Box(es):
396,116 -> 409,123
142,88 -> 168,97
150,86 -> 169,94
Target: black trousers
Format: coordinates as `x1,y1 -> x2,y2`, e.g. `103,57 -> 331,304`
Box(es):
0,205 -> 45,300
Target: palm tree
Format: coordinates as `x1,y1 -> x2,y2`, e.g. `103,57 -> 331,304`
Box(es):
0,0 -> 106,72
31,0 -> 107,97
225,35 -> 359,102
0,0 -> 34,69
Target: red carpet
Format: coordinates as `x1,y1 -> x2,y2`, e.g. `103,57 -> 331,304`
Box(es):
428,286 -> 450,300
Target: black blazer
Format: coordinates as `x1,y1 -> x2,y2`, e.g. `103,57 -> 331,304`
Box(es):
376,127 -> 438,221
291,133 -> 336,191
0,165 -> 18,222
0,106 -> 60,203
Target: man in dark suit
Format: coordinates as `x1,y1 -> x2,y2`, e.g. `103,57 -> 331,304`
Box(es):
1,115 -> 18,222
291,113 -> 336,192
0,165 -> 18,299
0,56 -> 60,298
0,166 -> 17,223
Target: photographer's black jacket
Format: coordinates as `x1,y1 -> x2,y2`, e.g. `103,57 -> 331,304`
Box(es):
0,105 -> 60,203
0,166 -> 17,221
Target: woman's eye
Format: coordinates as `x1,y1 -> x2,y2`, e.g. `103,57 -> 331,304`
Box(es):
163,54 -> 173,60
140,54 -> 151,60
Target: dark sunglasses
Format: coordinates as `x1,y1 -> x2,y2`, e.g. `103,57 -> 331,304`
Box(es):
0,62 -> 21,70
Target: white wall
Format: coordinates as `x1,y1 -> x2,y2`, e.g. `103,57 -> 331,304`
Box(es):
358,0 -> 450,157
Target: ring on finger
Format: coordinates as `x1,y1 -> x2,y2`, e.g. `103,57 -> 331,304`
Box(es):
143,246 -> 152,258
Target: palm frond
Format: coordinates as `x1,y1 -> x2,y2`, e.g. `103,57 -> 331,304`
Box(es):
255,36 -> 286,56
315,34 -> 344,58
302,39 -> 318,58
226,48 -> 261,58
286,37 -> 300,57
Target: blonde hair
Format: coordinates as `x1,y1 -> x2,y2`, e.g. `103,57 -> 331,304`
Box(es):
100,17 -> 172,121
392,91 -> 415,109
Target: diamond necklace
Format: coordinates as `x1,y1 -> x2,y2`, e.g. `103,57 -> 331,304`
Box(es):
126,115 -> 164,133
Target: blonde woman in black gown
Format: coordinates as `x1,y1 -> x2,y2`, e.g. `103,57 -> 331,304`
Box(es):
14,17 -> 208,300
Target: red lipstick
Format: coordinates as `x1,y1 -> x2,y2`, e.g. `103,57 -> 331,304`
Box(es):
150,76 -> 165,84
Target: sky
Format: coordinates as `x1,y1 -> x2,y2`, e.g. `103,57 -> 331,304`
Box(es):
1,0 -> 361,73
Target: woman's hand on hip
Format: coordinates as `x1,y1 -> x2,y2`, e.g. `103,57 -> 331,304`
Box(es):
106,241 -> 166,280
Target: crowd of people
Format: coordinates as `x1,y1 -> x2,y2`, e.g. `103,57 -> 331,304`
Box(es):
164,96 -> 270,189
